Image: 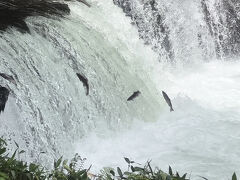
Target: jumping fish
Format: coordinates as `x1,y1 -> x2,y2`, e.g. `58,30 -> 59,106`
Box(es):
162,91 -> 174,112
76,73 -> 89,96
0,86 -> 9,113
77,0 -> 91,7
0,73 -> 17,85
127,91 -> 141,101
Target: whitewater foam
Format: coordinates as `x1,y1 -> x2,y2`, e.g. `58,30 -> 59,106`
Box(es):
75,60 -> 240,180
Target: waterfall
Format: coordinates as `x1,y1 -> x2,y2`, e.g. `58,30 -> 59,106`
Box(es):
0,0 -> 162,165
1,0 -> 240,179
114,0 -> 240,61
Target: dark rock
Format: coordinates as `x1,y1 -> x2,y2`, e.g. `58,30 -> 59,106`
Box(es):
0,0 -> 70,33
113,0 -> 174,61
0,86 -> 9,113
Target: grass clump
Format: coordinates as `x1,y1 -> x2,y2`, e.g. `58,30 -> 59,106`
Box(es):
100,158 -> 188,180
0,138 -> 46,179
0,138 -> 90,180
0,137 -> 239,180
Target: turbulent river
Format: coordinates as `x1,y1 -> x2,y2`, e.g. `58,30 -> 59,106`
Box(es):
1,0 -> 240,179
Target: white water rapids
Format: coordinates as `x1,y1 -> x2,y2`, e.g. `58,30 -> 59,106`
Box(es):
0,0 -> 240,179
78,60 -> 240,180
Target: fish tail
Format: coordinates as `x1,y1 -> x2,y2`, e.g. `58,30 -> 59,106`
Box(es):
170,107 -> 174,112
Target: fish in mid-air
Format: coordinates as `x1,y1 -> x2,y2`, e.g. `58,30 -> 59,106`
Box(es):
127,91 -> 141,101
162,91 -> 174,112
77,0 -> 91,7
0,73 -> 17,85
76,73 -> 89,95
0,86 -> 9,113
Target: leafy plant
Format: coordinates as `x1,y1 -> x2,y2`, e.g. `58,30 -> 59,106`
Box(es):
0,138 -> 238,180
99,158 -> 189,180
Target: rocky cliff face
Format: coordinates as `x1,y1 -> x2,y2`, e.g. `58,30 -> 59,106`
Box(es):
113,0 -> 173,62
114,0 -> 240,61
0,0 -> 70,33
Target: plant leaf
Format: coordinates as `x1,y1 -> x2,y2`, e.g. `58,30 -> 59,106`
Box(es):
166,175 -> 171,180
63,164 -> 71,172
131,166 -> 135,172
29,163 -> 38,172
232,173 -> 237,180
19,150 -> 25,154
110,170 -> 115,176
63,159 -> 68,165
14,141 -> 19,148
26,173 -> 32,180
0,148 -> 6,155
169,166 -> 173,176
117,167 -> 123,177
10,170 -> 16,179
197,175 -> 208,180
0,172 -> 9,179
124,157 -> 131,164
54,156 -> 62,169
106,174 -> 113,180
134,167 -> 144,171
81,172 -> 88,180
182,173 -> 187,179
8,149 -> 18,163
148,161 -> 154,176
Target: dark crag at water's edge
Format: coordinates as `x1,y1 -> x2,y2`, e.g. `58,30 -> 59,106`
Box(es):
0,0 -> 92,33
0,0 -> 70,33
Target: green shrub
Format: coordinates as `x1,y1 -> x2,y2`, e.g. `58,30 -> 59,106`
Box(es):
99,158 -> 189,180
0,137 -> 238,180
0,138 -> 89,180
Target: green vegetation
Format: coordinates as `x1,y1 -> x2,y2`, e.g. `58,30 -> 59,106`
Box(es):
0,138 -> 91,180
0,138 -> 238,180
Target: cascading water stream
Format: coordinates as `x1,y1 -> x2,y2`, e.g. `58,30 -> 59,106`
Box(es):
0,0 -> 162,165
0,0 -> 240,179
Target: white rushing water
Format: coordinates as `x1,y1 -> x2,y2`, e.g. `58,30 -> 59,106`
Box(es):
0,0 -> 240,179
0,0 -> 162,165
77,60 -> 240,180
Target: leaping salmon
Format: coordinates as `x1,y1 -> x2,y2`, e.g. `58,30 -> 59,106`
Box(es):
76,73 -> 89,96
0,73 -> 17,85
0,86 -> 9,114
162,91 -> 174,112
127,91 -> 141,101
77,0 -> 91,7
